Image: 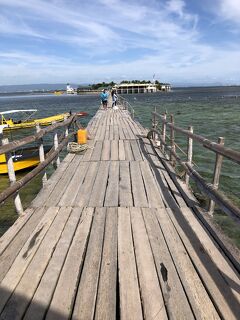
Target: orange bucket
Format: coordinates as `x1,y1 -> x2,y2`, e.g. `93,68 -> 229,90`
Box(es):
77,129 -> 87,144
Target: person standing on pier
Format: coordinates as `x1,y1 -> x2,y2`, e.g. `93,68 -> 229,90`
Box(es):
100,89 -> 108,110
111,90 -> 118,108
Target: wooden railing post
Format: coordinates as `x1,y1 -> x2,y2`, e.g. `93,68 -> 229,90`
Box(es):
185,126 -> 193,187
161,113 -> 167,153
170,114 -> 176,166
208,137 -> 225,215
36,124 -> 47,184
64,116 -> 69,137
53,121 -> 60,167
2,137 -> 23,214
152,107 -> 156,141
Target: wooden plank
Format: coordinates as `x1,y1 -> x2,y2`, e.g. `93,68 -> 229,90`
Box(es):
110,140 -> 119,160
24,207 -> 84,320
45,155 -> 82,207
124,140 -> 134,161
31,160 -> 71,207
101,140 -> 111,160
154,208 -> 221,319
0,208 -> 35,255
167,206 -> 240,319
113,125 -> 119,140
139,161 -> 164,208
82,139 -> 95,161
72,207 -> 106,319
62,152 -> 75,163
153,146 -> 187,207
119,140 -> 125,160
95,208 -> 118,320
142,208 -> 194,319
74,161 -> 99,207
89,161 -> 110,207
109,123 -> 114,140
130,161 -> 148,207
118,207 -> 143,320
45,207 -> 94,320
0,207 -> 60,314
118,123 -> 125,140
58,161 -> 90,206
0,208 -> 45,282
105,161 -> 119,207
141,137 -> 179,208
1,207 -> 72,320
119,161 -> 133,207
130,207 -> 168,320
123,118 -> 135,139
91,141 -> 103,161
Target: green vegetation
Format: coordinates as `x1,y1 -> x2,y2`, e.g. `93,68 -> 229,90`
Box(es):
90,81 -> 116,90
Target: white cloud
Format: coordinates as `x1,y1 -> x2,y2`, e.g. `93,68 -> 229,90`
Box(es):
0,0 -> 240,84
218,0 -> 240,23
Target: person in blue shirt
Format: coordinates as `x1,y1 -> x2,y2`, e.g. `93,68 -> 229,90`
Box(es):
100,89 -> 108,110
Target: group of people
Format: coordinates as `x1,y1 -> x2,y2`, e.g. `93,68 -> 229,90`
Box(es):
100,89 -> 118,110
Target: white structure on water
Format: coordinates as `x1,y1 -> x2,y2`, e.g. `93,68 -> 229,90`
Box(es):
112,82 -> 171,94
66,84 -> 75,94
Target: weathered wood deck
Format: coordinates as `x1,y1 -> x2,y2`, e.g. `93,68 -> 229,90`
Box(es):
0,107 -> 239,319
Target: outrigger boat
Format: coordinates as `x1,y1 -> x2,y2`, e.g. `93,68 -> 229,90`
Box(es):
0,110 -> 88,174
0,145 -> 52,174
0,109 -> 71,131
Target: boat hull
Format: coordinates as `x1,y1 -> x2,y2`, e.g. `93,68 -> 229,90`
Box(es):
0,145 -> 51,174
3,113 -> 69,131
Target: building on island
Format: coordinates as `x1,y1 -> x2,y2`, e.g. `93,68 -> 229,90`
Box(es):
66,83 -> 76,94
112,82 -> 171,94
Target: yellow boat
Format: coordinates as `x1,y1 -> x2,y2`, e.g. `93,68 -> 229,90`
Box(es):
0,145 -> 51,174
0,109 -> 70,131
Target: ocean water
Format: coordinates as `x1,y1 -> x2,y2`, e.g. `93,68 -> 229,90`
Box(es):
0,87 -> 240,236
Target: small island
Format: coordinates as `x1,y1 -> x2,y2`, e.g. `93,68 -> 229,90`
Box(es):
76,80 -> 171,94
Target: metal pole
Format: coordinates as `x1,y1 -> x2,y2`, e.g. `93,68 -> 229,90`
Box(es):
208,137 -> 225,215
185,126 -> 193,187
2,137 -> 23,214
36,124 -> 47,184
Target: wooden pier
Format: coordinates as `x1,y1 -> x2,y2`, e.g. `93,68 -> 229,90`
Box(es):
0,106 -> 240,319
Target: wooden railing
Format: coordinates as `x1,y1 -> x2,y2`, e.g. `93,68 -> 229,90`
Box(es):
0,114 -> 80,214
117,95 -> 135,118
149,110 -> 240,223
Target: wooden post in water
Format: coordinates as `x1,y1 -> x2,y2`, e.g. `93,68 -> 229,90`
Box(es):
185,126 -> 193,187
161,113 -> 167,153
170,114 -> 176,166
53,121 -> 60,167
36,124 -> 47,185
208,137 -> 225,215
2,138 -> 23,214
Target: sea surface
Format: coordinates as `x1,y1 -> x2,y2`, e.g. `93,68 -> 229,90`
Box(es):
0,87 -> 240,238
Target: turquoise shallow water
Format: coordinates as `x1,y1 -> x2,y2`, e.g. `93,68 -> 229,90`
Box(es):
0,87 -> 240,236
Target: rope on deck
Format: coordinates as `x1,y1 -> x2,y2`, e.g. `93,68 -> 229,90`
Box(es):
67,142 -> 92,153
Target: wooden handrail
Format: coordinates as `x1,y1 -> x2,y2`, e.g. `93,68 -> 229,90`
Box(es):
0,131 -> 75,205
152,111 -> 240,165
0,114 -> 77,155
147,128 -> 240,223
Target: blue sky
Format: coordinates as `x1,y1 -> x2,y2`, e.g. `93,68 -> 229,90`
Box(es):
0,0 -> 240,86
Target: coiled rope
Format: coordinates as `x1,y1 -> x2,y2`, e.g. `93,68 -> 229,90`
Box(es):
67,142 -> 91,153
